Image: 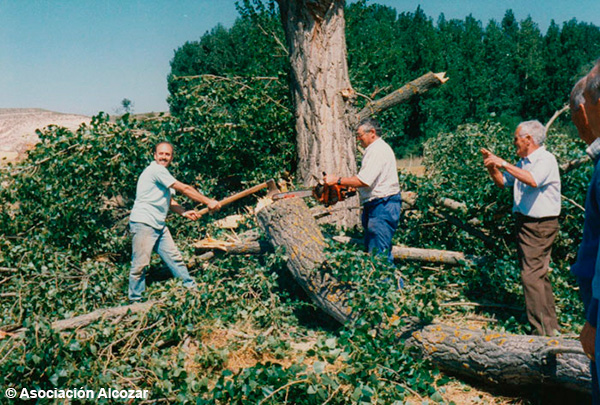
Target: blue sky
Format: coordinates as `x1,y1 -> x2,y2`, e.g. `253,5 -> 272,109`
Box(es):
1,0 -> 598,116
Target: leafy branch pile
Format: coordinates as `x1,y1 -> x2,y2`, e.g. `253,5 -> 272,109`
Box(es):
0,105 -> 592,402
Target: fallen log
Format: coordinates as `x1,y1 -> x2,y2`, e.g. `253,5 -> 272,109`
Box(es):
405,323 -> 590,393
255,197 -> 591,394
256,198 -> 352,323
193,234 -> 484,265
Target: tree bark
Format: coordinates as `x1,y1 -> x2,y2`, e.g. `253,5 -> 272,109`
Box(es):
331,235 -> 484,265
276,0 -> 359,227
193,233 -> 484,265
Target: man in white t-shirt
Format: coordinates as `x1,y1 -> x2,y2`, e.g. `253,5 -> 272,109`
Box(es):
481,120 -> 561,336
128,142 -> 221,302
324,118 -> 402,263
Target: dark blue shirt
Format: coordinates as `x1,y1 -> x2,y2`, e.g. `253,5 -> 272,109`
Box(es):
571,156 -> 600,326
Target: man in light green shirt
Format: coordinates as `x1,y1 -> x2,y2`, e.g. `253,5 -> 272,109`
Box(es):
128,142 -> 220,302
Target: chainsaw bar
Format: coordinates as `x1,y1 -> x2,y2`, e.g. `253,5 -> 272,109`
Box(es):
271,189 -> 314,201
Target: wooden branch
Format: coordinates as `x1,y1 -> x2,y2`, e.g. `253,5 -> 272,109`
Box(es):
562,195 -> 585,212
256,197 -> 591,393
357,72 -> 448,121
431,210 -> 498,251
256,198 -> 352,323
561,156 -> 590,173
194,233 -> 484,266
545,104 -> 569,132
439,197 -> 467,213
12,300 -> 158,338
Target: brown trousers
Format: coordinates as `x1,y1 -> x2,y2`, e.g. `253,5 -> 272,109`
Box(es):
515,215 -> 560,336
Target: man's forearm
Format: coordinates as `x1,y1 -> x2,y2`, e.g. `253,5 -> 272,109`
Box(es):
338,175 -> 367,188
171,181 -> 214,206
503,162 -> 537,187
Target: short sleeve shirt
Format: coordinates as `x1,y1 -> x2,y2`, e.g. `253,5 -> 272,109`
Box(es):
130,161 -> 177,229
502,146 -> 561,218
357,138 -> 400,204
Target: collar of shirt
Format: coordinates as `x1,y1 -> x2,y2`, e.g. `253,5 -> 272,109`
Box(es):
522,145 -> 546,165
586,138 -> 600,161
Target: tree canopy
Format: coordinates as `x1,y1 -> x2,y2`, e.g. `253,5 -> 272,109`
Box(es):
169,1 -> 600,157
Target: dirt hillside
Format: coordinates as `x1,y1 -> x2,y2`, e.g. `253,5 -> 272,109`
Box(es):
0,108 -> 91,163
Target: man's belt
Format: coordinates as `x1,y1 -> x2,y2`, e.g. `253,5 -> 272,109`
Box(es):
514,212 -> 558,222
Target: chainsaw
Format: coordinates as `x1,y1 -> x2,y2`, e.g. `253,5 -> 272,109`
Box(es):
272,173 -> 356,207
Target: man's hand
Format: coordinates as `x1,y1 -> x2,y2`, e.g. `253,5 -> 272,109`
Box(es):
182,210 -> 200,221
480,148 -> 506,169
323,174 -> 339,186
580,321 -> 596,361
207,199 -> 221,212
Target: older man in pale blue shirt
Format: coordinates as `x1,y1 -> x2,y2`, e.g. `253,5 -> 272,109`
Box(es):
482,120 -> 561,336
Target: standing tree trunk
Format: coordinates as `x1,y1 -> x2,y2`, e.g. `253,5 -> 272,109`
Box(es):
276,0 -> 359,226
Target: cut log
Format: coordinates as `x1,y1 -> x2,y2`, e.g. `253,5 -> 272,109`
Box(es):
405,322 -> 590,393
256,196 -> 592,394
193,238 -> 271,255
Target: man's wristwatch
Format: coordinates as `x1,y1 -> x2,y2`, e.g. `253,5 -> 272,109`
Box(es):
501,161 -> 507,169
337,177 -> 342,186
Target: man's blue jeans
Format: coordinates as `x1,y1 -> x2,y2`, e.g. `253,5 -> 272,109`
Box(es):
129,221 -> 196,301
361,193 -> 402,263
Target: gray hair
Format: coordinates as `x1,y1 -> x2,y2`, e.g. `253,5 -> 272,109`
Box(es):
517,120 -> 546,146
570,77 -> 586,113
357,118 -> 382,136
585,59 -> 600,105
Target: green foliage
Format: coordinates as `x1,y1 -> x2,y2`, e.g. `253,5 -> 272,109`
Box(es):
396,122 -> 589,333
166,74 -> 296,195
0,114 -> 156,255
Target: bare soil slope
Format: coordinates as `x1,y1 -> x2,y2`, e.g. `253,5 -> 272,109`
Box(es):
0,108 -> 91,163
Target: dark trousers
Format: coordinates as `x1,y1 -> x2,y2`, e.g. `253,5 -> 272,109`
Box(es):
362,193 -> 402,263
515,214 -> 560,336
